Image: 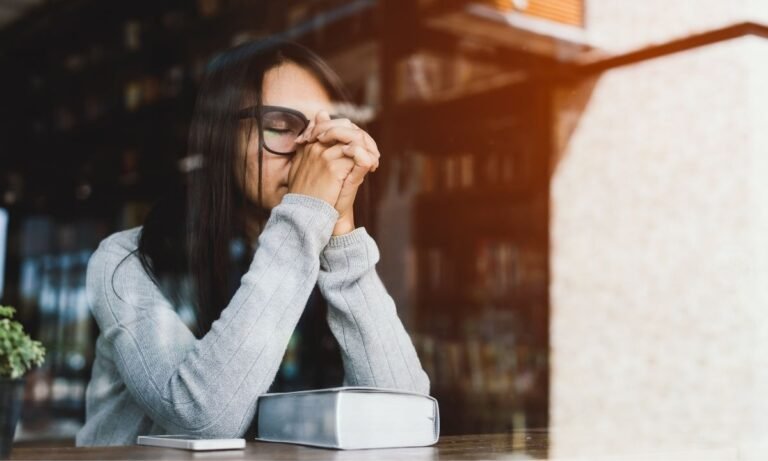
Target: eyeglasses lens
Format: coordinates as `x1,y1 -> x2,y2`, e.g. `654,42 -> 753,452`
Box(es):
261,110 -> 306,154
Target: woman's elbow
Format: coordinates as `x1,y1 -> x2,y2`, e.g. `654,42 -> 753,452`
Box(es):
414,368 -> 431,395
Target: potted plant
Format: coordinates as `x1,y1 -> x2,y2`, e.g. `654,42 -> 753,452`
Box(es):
0,305 -> 45,459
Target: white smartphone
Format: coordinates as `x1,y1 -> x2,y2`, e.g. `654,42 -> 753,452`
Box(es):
136,435 -> 246,451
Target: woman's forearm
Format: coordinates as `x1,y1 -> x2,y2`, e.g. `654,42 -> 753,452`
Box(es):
90,194 -> 339,437
317,228 -> 431,395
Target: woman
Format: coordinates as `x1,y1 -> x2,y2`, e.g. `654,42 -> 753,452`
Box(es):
75,39 -> 430,446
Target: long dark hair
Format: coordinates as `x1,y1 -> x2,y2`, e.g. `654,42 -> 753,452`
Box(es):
133,39 -> 364,338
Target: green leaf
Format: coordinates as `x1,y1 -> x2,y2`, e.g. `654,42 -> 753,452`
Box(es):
0,304 -> 46,378
0,305 -> 16,319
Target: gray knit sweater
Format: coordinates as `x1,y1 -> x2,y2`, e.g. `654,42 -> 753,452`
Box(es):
75,193 -> 430,446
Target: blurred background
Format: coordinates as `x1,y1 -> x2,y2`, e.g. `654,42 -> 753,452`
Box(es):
2,0 -> 768,455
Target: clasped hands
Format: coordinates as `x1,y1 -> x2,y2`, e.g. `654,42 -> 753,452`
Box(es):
287,110 -> 380,236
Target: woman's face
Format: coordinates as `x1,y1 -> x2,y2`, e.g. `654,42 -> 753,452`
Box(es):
235,61 -> 334,211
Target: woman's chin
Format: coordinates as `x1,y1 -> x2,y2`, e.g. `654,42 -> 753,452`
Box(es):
273,187 -> 289,203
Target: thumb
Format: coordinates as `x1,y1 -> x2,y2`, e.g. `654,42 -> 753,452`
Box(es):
342,144 -> 375,186
345,165 -> 368,188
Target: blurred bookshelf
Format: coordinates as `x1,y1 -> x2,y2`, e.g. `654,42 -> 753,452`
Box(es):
0,0 -> 588,440
375,0 -> 587,435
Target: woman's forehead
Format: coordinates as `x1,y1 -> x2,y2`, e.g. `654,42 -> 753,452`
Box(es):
262,63 -> 333,119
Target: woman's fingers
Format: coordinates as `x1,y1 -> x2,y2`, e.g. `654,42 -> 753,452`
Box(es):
350,122 -> 378,154
341,139 -> 379,172
297,110 -> 332,143
306,140 -> 345,160
328,124 -> 379,155
295,112 -> 381,173
341,144 -> 377,183
312,122 -> 377,153
326,145 -> 356,182
304,129 -> 379,168
305,118 -> 353,142
305,143 -> 354,179
297,114 -> 379,158
315,125 -> 363,145
296,118 -> 315,144
303,117 -> 373,151
314,126 -> 380,169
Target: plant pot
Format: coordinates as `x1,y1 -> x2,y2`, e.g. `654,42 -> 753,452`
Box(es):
0,378 -> 24,460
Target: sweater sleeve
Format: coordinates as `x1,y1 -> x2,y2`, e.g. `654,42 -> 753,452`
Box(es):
87,194 -> 338,437
317,227 -> 431,395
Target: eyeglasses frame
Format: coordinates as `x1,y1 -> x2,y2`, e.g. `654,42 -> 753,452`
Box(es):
237,104 -> 343,155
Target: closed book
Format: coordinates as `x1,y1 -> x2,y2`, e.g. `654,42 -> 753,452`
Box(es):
255,386 -> 440,449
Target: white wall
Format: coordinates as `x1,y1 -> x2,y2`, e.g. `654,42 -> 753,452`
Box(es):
550,35 -> 768,457
585,0 -> 768,53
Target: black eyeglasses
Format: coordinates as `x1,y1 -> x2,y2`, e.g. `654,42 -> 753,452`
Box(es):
238,105 -> 341,155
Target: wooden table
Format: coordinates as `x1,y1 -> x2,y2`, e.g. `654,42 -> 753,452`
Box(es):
10,433 -> 546,460
13,431 -> 768,460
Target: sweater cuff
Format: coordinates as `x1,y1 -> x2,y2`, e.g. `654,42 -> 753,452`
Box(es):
280,193 -> 339,220
327,227 -> 370,248
255,193 -> 339,257
320,227 -> 379,273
